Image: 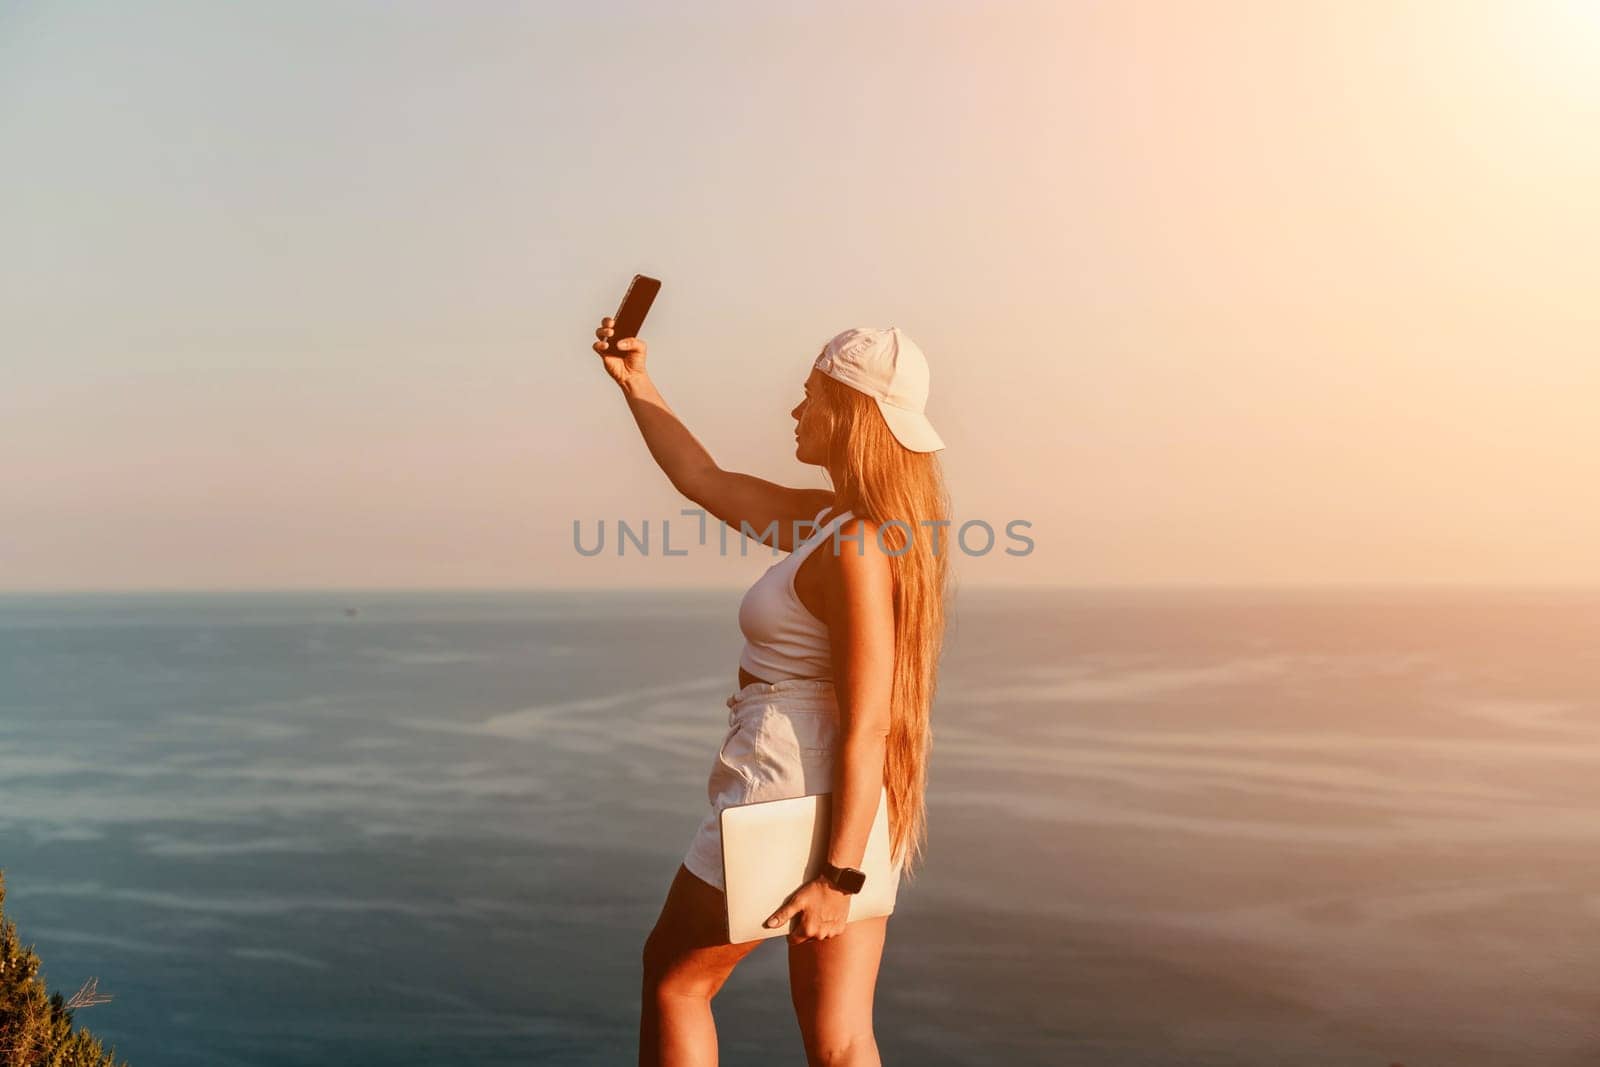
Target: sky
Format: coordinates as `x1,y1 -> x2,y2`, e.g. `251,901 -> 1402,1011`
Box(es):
2,0 -> 1597,591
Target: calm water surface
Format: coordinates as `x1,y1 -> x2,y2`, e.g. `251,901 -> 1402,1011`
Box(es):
2,587 -> 1598,1065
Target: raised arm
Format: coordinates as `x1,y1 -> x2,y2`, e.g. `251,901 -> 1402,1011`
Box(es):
592,316 -> 831,552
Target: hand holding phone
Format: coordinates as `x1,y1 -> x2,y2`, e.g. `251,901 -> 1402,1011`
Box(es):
592,275 -> 659,383
592,273 -> 660,386
609,273 -> 659,349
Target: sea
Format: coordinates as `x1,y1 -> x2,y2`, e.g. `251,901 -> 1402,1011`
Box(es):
1,586 -> 1597,1066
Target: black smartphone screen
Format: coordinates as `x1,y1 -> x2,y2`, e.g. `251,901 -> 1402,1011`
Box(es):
611,274 -> 661,349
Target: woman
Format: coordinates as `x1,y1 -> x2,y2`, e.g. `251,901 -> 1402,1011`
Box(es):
590,316 -> 950,1067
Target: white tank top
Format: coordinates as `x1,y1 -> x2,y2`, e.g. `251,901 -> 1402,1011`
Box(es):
737,506 -> 856,682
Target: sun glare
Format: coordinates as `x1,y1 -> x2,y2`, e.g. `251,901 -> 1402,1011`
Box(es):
1513,0 -> 1600,105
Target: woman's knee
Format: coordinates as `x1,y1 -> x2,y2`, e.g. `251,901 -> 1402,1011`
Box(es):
804,1028 -> 877,1066
641,864 -> 749,996
641,927 -> 741,1000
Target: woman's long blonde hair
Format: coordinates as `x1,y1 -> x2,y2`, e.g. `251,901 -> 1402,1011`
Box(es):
812,370 -> 951,883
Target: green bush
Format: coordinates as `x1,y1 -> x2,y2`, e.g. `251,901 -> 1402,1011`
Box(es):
0,871 -> 128,1067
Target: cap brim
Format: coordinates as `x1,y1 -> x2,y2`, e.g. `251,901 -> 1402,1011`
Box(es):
874,398 -> 946,453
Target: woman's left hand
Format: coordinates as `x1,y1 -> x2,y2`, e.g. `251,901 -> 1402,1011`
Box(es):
764,877 -> 851,943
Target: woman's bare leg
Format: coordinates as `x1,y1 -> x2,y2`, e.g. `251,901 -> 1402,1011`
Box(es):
786,915 -> 889,1066
640,864 -> 764,1066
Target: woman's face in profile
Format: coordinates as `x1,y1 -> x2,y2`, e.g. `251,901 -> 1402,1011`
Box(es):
791,365 -> 828,465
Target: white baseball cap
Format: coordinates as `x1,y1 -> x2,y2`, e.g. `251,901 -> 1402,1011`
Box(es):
813,326 -> 946,453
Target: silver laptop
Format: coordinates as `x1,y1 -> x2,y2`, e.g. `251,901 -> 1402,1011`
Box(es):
720,784 -> 901,944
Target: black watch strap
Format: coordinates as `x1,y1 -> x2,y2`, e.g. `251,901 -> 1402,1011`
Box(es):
820,861 -> 867,894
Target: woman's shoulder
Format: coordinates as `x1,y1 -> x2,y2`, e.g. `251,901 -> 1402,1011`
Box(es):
817,514 -> 891,582
807,516 -> 894,630
829,511 -> 883,541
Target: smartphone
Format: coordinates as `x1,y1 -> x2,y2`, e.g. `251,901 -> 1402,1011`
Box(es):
610,274 -> 661,352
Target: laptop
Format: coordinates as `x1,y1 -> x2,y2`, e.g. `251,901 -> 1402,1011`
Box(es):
720,784 -> 902,944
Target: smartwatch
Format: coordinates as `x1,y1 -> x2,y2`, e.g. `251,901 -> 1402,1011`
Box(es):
819,861 -> 867,894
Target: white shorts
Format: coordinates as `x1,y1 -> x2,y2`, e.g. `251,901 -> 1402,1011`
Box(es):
682,677 -> 845,893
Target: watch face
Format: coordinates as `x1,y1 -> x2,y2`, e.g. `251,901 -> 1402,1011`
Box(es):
836,867 -> 866,894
